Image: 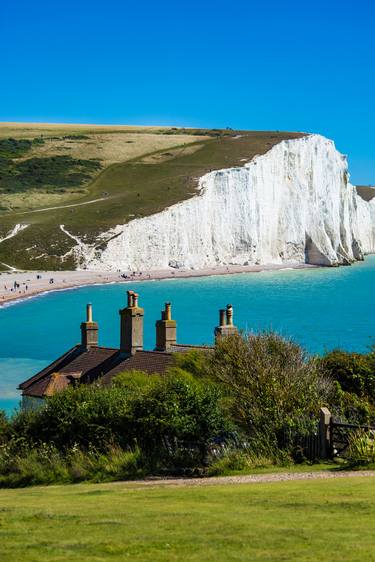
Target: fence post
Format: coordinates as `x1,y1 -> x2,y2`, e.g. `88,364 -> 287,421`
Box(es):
319,407 -> 332,459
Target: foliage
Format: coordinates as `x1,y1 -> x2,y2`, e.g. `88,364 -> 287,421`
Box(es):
330,382 -> 374,425
207,450 -> 272,475
112,369 -> 160,393
0,410 -> 10,444
321,349 -> 375,400
4,333 -> 375,487
0,137 -> 44,159
172,349 -> 209,378
347,430 -> 375,465
206,332 -> 332,442
0,154 -> 101,193
0,442 -> 144,488
207,436 -> 291,476
12,385 -> 129,450
62,135 -> 90,140
120,373 -> 229,467
10,373 -> 228,471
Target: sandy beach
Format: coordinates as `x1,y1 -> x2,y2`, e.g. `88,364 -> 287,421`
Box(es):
0,263 -> 316,307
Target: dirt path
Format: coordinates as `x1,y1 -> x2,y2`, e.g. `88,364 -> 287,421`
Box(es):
120,470 -> 375,488
13,196 -> 109,215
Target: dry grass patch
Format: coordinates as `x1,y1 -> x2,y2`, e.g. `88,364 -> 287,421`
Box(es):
16,133 -> 209,168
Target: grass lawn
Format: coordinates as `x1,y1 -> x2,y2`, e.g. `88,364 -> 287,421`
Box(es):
0,476 -> 374,561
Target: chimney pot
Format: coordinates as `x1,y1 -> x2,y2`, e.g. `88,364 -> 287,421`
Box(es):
155,301 -> 177,351
81,303 -> 98,348
87,303 -> 93,322
127,290 -> 134,307
226,304 -> 233,325
165,302 -> 172,321
219,309 -> 226,327
120,290 -> 144,354
214,304 -> 237,342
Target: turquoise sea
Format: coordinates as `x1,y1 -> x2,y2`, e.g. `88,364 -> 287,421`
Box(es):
1,256 -> 375,415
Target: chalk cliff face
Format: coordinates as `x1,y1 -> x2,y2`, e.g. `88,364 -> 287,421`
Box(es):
83,135 -> 375,271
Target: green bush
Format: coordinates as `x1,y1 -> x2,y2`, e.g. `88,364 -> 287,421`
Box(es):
0,137 -> 43,159
10,373 -> 228,470
207,450 -> 289,476
0,150 -> 101,193
121,373 -> 230,467
112,369 -> 160,393
321,350 -> 375,400
172,349 -> 209,378
0,442 -> 144,488
207,434 -> 292,476
331,382 -> 374,425
12,384 -> 129,450
347,430 -> 375,466
206,332 -> 332,442
0,410 -> 10,445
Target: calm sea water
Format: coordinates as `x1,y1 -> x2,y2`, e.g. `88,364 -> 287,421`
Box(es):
1,256 -> 375,414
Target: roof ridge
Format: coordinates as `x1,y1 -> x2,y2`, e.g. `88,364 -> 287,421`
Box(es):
86,345 -> 120,351
18,345 -> 81,390
136,350 -> 173,355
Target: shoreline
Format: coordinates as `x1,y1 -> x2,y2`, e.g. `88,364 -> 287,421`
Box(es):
0,263 -> 317,308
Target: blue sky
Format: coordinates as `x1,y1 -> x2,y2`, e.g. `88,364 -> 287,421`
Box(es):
1,0 -> 374,183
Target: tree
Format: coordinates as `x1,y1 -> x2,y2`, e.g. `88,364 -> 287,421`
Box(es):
207,332 -> 332,440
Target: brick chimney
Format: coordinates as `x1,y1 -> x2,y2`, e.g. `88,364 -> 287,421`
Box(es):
119,290 -> 144,355
155,302 -> 177,351
80,303 -> 99,349
214,304 -> 238,342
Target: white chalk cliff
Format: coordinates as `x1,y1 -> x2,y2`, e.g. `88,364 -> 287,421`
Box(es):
82,134 -> 375,271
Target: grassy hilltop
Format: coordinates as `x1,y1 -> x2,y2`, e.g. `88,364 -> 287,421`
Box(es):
0,124 -> 304,270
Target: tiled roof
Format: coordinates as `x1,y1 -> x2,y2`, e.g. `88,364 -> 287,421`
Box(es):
19,345 -> 83,391
100,351 -> 174,385
27,372 -> 73,398
19,346 -> 175,398
18,332 -> 213,399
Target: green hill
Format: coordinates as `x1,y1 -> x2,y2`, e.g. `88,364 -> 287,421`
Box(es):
0,124 -> 304,270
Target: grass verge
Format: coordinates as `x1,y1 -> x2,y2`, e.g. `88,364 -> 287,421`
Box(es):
0,475 -> 374,561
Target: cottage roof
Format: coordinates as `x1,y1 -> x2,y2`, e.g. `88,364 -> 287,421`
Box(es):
19,345 -> 178,398
18,293 -> 227,401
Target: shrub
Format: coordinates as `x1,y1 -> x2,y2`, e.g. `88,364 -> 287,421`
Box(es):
0,442 -> 144,488
0,151 -> 101,193
207,332 -> 332,442
122,373 -> 230,468
10,373 -> 229,470
347,430 -> 375,466
207,440 -> 291,476
331,383 -> 374,425
172,349 -> 209,378
0,410 -> 10,445
321,350 -> 375,399
112,369 -> 160,393
11,385 -> 130,450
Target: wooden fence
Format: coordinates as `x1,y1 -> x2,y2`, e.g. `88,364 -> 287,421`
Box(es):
320,408 -> 375,459
281,409 -> 375,461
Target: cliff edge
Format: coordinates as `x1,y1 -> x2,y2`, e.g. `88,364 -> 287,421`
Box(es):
82,135 -> 375,271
